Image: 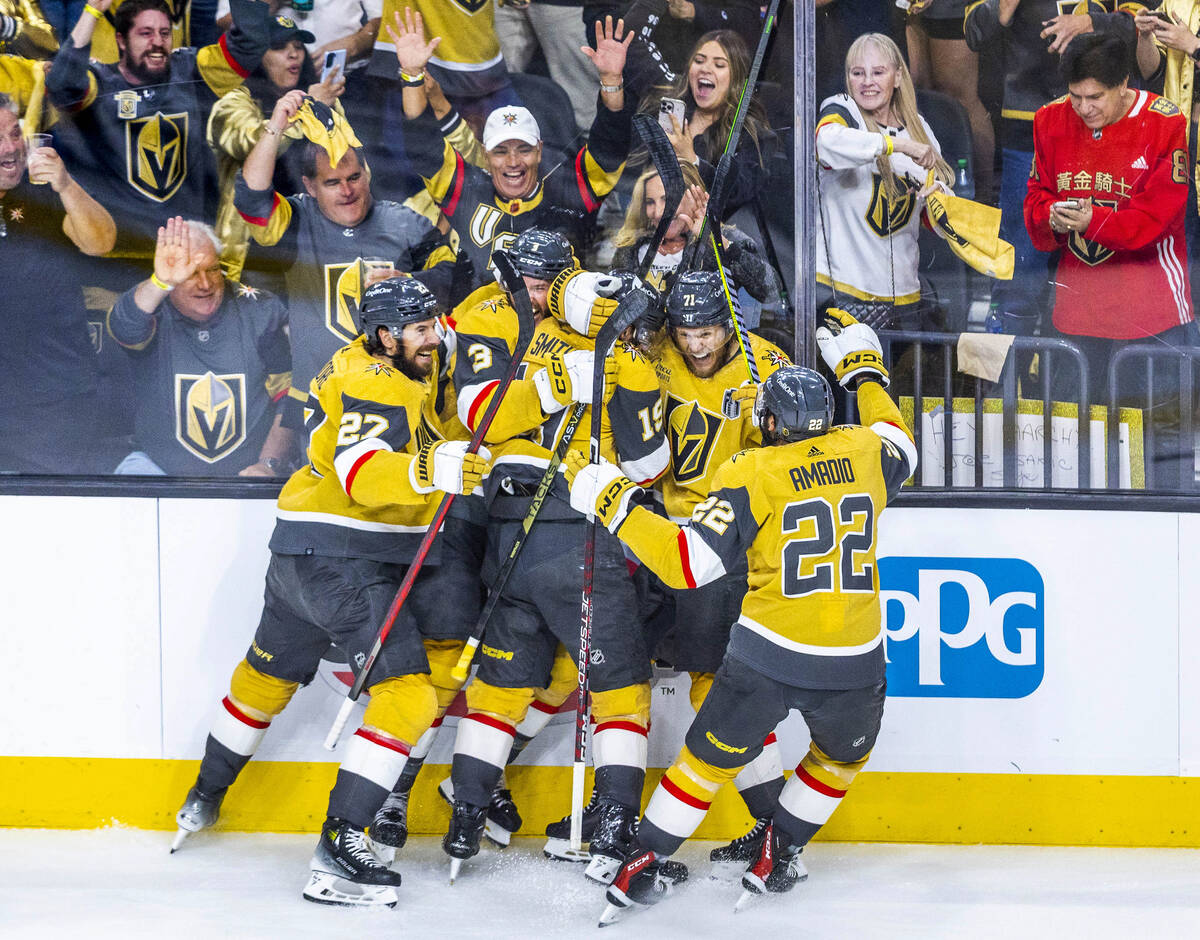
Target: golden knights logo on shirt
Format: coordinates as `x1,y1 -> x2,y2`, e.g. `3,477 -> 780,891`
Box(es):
666,394 -> 722,484
175,371 -> 247,463
126,111 -> 189,202
1067,199 -> 1117,266
865,175 -> 916,238
327,262 -> 364,344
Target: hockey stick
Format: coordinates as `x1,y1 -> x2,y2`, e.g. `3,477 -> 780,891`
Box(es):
448,294 -> 645,684
323,253 -> 537,750
631,113 -> 686,285
570,290 -> 652,853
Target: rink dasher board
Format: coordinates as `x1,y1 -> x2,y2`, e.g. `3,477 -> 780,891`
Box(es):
1,497 -> 1198,845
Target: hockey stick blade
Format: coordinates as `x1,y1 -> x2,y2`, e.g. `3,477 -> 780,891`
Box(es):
632,113 -> 686,284
323,254 -> 537,750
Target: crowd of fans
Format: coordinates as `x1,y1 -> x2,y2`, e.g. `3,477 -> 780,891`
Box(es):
0,0 -> 1196,488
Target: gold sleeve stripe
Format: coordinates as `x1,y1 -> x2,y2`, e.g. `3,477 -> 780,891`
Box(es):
287,385 -> 308,403
578,147 -> 623,206
239,192 -> 292,246
423,243 -> 457,270
816,113 -> 848,132
427,142 -> 466,213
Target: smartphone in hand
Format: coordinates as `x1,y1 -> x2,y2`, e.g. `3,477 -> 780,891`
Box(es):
322,49 -> 347,84
658,97 -> 686,136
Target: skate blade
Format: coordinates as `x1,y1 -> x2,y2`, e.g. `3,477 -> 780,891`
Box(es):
303,872 -> 398,909
584,854 -> 621,886
483,821 -> 512,849
448,857 -> 464,885
543,838 -> 590,863
734,888 -> 759,913
597,901 -> 627,927
169,828 -> 189,854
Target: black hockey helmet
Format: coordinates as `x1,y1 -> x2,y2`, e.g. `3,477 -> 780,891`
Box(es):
496,228 -> 577,283
754,365 -> 835,443
358,276 -> 439,337
665,270 -> 735,331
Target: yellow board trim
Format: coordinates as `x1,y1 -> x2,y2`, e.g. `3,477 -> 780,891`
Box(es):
4,757 -> 1200,846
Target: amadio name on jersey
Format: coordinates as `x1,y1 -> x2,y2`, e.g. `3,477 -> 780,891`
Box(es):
879,557 -> 1043,698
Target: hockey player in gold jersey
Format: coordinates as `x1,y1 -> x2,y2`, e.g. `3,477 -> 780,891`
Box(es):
171,278 -> 491,909
650,269 -> 793,875
563,309 -> 918,923
441,259 -> 669,884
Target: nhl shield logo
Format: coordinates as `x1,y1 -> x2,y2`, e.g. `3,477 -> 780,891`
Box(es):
175,371 -> 247,463
126,111 -> 188,202
667,395 -> 722,484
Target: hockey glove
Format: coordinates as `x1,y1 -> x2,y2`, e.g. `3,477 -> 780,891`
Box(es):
721,379 -> 759,419
562,450 -> 642,533
548,269 -> 620,339
816,307 -> 890,389
410,440 -> 492,496
532,348 -> 596,414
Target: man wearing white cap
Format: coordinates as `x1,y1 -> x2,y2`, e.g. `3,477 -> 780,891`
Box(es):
387,8 -> 635,289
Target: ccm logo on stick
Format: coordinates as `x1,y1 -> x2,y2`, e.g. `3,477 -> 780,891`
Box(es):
879,557 -> 1044,698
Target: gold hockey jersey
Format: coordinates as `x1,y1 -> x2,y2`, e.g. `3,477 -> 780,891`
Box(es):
268,338 -> 449,564
615,381 -> 917,689
655,333 -> 791,521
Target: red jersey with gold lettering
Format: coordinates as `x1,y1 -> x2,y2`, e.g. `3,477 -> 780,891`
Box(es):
1025,90 -> 1192,339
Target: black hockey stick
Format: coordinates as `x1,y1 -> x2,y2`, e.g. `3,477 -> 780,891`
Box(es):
631,113 -> 686,285
570,290 -> 651,851
324,253 -> 537,750
449,292 -> 647,685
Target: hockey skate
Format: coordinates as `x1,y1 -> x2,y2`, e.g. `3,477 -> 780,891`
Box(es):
734,823 -> 808,912
584,798 -> 637,885
368,788 -> 409,864
597,847 -> 687,927
709,816 -> 770,881
542,791 -> 600,862
170,783 -> 224,853
442,800 -> 487,884
437,777 -> 523,848
303,817 -> 402,908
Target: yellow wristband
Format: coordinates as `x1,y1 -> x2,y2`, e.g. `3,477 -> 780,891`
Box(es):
883,134 -> 894,156
83,3 -> 104,19
150,272 -> 173,292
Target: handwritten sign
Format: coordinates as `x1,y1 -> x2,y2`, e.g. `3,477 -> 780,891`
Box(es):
899,397 -> 1145,489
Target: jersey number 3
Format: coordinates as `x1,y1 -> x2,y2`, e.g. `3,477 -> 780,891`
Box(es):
781,495 -> 875,597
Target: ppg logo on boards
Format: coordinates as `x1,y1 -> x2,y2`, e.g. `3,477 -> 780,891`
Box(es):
879,557 -> 1044,698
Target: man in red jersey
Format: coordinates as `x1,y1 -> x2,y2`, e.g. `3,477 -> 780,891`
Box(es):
1025,32 -> 1199,490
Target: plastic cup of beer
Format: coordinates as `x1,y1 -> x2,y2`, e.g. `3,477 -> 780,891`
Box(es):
27,133 -> 53,185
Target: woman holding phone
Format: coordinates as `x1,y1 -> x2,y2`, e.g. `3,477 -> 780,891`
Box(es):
639,29 -> 775,221
207,15 -> 346,279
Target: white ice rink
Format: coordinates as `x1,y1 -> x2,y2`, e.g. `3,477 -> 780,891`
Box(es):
6,827 -> 1200,939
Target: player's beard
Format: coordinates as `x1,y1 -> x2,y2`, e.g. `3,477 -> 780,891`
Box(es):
395,342 -> 438,382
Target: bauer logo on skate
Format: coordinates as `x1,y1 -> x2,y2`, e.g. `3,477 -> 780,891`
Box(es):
879,557 -> 1044,698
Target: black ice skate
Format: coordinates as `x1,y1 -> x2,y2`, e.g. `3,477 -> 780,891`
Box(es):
584,798 -> 637,884
597,846 -> 687,927
437,777 -> 523,848
709,816 -> 770,881
303,817 -> 402,908
734,822 -> 808,912
543,791 -> 600,862
442,800 -> 487,884
369,788 -> 410,864
170,783 -> 225,853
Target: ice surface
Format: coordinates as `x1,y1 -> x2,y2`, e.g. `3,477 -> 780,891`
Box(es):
5,828 -> 1200,938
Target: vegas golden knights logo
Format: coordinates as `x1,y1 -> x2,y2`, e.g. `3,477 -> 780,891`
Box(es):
126,111 -> 188,202
175,371 -> 247,463
666,395 -> 722,484
1068,200 -> 1116,266
864,175 -> 916,238
327,263 -> 363,343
